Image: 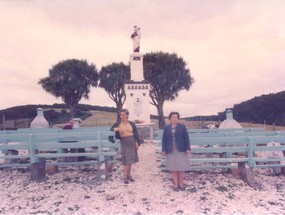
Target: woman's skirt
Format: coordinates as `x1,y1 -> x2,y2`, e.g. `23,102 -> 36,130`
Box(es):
166,143 -> 189,171
120,136 -> 138,165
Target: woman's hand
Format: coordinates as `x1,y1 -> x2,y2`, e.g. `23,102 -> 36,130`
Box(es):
186,150 -> 191,155
118,128 -> 124,135
162,151 -> 166,156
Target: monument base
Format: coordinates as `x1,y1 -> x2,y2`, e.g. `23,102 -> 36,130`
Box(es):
124,81 -> 151,124
135,123 -> 154,143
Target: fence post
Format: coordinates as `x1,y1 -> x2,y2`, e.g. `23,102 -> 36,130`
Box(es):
29,134 -> 46,182
98,131 -> 104,162
96,131 -> 107,182
29,134 -> 37,164
282,148 -> 285,175
247,137 -> 254,168
2,131 -> 8,155
96,162 -> 107,183
237,137 -> 261,189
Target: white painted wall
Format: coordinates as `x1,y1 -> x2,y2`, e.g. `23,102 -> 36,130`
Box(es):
124,82 -> 151,123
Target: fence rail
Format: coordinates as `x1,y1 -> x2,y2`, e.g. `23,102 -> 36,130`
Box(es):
156,128 -> 285,170
0,128 -> 119,181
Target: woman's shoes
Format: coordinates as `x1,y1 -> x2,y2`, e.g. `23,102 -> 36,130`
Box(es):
123,178 -> 129,184
172,185 -> 186,191
123,176 -> 135,184
173,187 -> 179,192
128,176 -> 135,182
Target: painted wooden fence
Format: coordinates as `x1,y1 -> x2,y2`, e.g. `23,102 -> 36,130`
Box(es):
0,128 -> 119,181
156,128 -> 285,169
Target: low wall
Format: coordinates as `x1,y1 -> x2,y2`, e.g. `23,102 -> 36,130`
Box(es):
136,123 -> 154,142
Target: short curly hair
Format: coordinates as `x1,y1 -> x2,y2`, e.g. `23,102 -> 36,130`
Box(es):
168,112 -> 180,120
119,109 -> 129,116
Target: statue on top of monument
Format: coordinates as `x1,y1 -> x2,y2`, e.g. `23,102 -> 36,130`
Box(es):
131,25 -> 141,52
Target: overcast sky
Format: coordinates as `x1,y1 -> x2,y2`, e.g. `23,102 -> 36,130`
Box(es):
1,0 -> 284,117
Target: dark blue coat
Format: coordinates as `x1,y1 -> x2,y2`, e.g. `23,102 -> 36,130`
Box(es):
162,123 -> 190,153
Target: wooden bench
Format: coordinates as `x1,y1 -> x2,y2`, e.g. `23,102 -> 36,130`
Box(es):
188,127 -> 266,133
155,128 -> 285,187
0,128 -> 119,182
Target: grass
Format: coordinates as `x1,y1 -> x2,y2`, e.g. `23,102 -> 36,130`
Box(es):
81,111 -> 117,127
2,109 -> 285,131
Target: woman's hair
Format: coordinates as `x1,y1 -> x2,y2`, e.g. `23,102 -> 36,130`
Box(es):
168,111 -> 180,120
119,108 -> 129,116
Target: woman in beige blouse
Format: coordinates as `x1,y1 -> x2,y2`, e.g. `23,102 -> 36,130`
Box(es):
111,109 -> 141,184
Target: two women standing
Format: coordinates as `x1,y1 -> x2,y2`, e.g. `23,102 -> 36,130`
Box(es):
111,109 -> 190,191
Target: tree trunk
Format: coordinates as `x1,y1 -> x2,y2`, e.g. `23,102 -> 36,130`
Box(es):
69,105 -> 76,118
116,102 -> 124,123
156,102 -> 165,129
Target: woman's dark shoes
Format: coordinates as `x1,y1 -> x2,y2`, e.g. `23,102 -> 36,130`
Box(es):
173,187 -> 179,192
179,186 -> 186,191
123,178 -> 129,184
128,176 -> 135,182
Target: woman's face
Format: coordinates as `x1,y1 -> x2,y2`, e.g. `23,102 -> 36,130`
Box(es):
170,114 -> 179,124
120,112 -> 128,121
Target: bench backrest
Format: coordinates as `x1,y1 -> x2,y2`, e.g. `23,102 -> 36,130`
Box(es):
155,128 -> 285,169
0,128 -> 118,168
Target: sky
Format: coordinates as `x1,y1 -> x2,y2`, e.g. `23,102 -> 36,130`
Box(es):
0,0 -> 285,118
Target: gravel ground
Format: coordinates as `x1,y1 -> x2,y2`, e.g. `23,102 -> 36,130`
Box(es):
0,143 -> 285,215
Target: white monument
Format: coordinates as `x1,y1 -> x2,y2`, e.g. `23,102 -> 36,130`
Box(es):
30,108 -> 49,128
124,26 -> 154,141
124,26 -> 151,124
219,109 -> 242,129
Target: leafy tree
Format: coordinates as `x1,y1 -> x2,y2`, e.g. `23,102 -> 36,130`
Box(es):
38,59 -> 98,116
99,62 -> 130,121
144,52 -> 194,128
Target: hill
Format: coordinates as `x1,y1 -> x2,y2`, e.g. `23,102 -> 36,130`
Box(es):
187,91 -> 285,126
1,90 -> 285,128
230,91 -> 285,126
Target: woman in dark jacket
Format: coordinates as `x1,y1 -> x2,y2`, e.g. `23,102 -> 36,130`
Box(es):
111,109 -> 141,184
162,112 -> 190,191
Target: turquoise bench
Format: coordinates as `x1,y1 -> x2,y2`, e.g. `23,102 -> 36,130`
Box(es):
187,127 -> 266,133
0,128 -> 119,181
156,129 -> 285,168
155,128 -> 285,187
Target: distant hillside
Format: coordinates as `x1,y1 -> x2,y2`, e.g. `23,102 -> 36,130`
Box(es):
184,91 -> 285,126
1,90 -> 285,128
225,91 -> 285,126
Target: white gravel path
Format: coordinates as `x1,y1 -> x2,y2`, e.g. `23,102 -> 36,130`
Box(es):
0,142 -> 285,215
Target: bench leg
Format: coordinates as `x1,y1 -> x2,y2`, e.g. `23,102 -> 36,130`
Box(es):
281,167 -> 285,175
30,158 -> 46,182
96,162 -> 108,183
238,162 -> 261,189
282,151 -> 285,175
